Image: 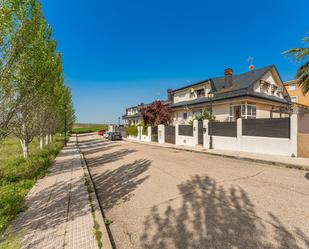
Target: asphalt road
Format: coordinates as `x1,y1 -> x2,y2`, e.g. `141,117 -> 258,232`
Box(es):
78,133 -> 309,249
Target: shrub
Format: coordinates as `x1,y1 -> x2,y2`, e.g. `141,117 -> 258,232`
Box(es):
142,126 -> 148,135
126,126 -> 138,136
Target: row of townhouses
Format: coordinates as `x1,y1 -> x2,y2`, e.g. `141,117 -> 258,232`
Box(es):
122,65 -> 308,125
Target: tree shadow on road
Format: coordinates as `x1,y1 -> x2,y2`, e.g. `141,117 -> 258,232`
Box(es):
93,159 -> 151,211
86,149 -> 137,168
141,175 -> 308,249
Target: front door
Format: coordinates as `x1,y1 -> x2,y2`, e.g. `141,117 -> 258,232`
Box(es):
234,106 -> 241,120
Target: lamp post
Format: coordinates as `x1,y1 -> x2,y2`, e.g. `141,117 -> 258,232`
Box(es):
118,117 -> 121,132
64,106 -> 67,146
208,92 -> 214,149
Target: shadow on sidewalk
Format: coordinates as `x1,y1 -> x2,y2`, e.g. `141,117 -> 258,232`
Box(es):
140,175 -> 309,249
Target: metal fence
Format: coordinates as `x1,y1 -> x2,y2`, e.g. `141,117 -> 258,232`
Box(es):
198,121 -> 203,144
165,126 -> 175,144
242,118 -> 290,138
209,121 -> 237,137
179,125 -> 193,136
151,127 -> 158,142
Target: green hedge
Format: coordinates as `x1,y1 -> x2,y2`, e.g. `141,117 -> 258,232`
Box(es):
126,126 -> 138,136
142,126 -> 148,135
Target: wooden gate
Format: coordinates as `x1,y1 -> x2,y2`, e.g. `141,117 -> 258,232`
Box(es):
198,121 -> 203,145
165,126 -> 175,144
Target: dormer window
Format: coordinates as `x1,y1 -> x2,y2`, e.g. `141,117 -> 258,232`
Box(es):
260,80 -> 270,93
196,89 -> 205,98
271,85 -> 277,95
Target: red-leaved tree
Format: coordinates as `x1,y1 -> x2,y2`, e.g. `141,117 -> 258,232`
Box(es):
141,101 -> 172,127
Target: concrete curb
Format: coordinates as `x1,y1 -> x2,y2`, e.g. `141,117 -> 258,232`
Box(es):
123,138 -> 309,171
77,137 -> 114,249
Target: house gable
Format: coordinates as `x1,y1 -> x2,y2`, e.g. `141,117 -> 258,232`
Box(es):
252,67 -> 288,100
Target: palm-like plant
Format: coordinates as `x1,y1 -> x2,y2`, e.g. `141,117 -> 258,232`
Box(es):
284,35 -> 309,94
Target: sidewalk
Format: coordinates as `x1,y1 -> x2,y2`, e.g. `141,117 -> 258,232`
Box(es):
124,138 -> 309,171
10,136 -> 112,249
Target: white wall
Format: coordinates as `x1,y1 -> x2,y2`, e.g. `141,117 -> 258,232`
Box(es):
240,136 -> 293,156
204,116 -> 298,157
175,121 -> 198,147
127,126 -> 142,141
141,127 -> 152,142
127,135 -> 139,141
213,104 -> 230,122
173,83 -> 212,104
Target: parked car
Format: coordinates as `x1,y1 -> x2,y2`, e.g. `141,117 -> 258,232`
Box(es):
104,132 -> 111,138
107,132 -> 122,141
97,129 -> 105,136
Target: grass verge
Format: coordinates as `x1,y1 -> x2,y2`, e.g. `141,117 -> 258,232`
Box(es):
72,124 -> 108,134
0,135 -> 64,238
84,175 -> 103,249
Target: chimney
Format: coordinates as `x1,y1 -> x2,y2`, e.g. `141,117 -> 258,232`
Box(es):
167,89 -> 173,101
224,68 -> 233,88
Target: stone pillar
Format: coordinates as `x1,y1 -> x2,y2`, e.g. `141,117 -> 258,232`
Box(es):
290,114 -> 298,157
138,126 -> 142,141
193,120 -> 199,146
175,124 -> 180,145
158,125 -> 165,143
148,126 -> 152,141
203,120 -> 209,149
237,118 -> 242,150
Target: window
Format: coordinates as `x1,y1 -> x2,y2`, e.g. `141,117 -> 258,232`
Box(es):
271,85 -> 277,95
183,113 -> 188,120
289,85 -> 296,91
246,105 -> 256,119
291,96 -> 298,103
196,89 -> 205,98
230,104 -> 256,120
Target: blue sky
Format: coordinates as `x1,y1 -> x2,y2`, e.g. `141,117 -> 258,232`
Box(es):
41,0 -> 308,124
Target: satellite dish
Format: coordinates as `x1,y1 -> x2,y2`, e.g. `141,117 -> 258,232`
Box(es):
249,65 -> 255,71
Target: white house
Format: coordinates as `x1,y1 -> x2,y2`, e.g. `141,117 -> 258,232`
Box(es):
170,65 -> 291,124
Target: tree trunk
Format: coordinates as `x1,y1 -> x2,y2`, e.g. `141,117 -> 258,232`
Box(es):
45,134 -> 49,145
39,133 -> 44,149
20,139 -> 29,159
49,134 -> 52,143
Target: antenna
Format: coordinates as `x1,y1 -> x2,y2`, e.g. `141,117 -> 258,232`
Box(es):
247,56 -> 255,71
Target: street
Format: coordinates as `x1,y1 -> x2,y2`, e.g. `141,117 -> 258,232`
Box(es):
78,133 -> 309,249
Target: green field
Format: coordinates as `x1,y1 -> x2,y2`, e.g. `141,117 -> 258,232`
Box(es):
72,123 -> 109,134
0,136 -> 64,238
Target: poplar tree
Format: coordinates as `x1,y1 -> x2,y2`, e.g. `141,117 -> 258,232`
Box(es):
0,0 -> 75,157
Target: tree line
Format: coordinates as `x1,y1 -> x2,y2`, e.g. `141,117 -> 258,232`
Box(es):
0,0 -> 75,158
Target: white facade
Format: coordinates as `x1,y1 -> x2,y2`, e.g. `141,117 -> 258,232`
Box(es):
173,82 -> 212,104
171,70 -> 289,125
203,116 -> 298,157
253,71 -> 285,99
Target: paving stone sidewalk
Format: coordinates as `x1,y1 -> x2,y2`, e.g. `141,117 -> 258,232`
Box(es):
11,136 -> 99,249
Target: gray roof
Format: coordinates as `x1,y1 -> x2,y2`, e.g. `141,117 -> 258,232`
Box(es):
171,65 -> 291,108
212,65 -> 273,91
